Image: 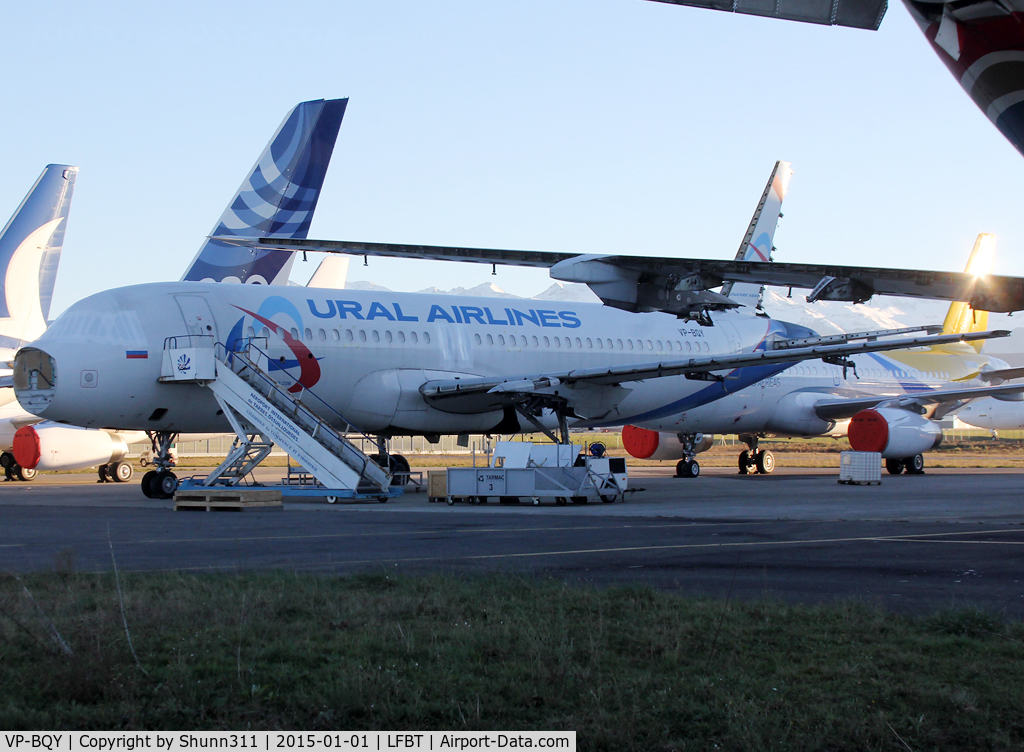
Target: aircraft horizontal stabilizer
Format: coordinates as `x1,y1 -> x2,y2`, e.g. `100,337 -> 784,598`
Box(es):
813,382 -> 1024,421
418,329 -> 1008,414
228,236 -> 1024,315
977,366 -> 1024,383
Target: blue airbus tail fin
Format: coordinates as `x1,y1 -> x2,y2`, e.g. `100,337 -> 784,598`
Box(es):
0,164 -> 77,348
182,97 -> 348,285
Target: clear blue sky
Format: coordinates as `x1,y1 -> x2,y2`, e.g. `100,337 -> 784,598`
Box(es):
2,0 -> 1021,316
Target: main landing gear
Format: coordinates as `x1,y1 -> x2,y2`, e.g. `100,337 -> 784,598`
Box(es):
885,454 -> 925,475
141,431 -> 179,500
674,434 -> 703,479
97,461 -> 134,483
738,435 -> 774,475
1,452 -> 36,481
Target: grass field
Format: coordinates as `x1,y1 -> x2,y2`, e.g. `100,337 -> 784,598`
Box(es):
2,570 -> 1023,749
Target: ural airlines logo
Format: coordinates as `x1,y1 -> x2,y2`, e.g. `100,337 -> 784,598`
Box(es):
228,296 -> 321,393
176,354 -> 192,373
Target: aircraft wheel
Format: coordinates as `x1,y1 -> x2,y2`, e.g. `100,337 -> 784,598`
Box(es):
97,464 -> 110,483
601,495 -> 617,503
156,471 -> 178,499
110,461 -> 133,482
571,496 -> 589,504
738,451 -> 750,475
533,497 -> 541,506
0,452 -> 13,470
141,470 -> 158,498
377,496 -> 388,503
326,495 -> 338,504
755,450 -> 775,475
556,497 -> 568,506
885,458 -> 904,475
446,497 -> 454,506
15,465 -> 36,482
686,460 -> 701,478
390,454 -> 411,486
904,454 -> 925,475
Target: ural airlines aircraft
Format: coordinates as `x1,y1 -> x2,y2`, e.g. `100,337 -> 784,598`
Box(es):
5,97 -> 349,481
646,0 -> 1024,158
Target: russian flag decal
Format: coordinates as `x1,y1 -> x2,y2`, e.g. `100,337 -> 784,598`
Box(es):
126,350 -> 148,359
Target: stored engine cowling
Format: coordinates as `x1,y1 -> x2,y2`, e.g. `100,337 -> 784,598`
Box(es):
622,425 -> 714,460
13,424 -> 129,472
848,408 -> 942,459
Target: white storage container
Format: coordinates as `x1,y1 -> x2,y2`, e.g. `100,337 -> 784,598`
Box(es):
839,451 -> 881,484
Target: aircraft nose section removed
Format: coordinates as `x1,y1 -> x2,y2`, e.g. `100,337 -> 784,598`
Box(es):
13,347 -> 57,416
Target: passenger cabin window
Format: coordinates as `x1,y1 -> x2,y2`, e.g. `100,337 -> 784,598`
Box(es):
385,331 -> 393,343
498,335 -> 505,346
411,332 -> 418,343
358,330 -> 367,342
532,336 -> 539,347
543,336 -> 550,347
423,332 -> 431,344
398,331 -> 406,343
305,328 -> 312,341
487,334 -> 493,345
332,329 -> 340,341
318,329 -> 327,341
372,331 -> 380,343
290,328 -> 299,339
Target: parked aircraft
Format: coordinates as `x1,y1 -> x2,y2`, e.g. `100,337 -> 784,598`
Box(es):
645,0 -> 1024,158
11,253 -> 1018,495
6,97 -> 349,482
623,233 -> 1024,475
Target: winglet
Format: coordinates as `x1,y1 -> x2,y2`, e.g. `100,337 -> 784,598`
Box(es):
723,161 -> 793,308
942,233 -> 994,352
0,164 -> 77,349
182,98 -> 348,285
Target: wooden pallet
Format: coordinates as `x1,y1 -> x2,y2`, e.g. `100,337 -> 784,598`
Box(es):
174,487 -> 283,512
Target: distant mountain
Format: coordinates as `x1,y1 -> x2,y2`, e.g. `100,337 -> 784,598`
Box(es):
344,280 -> 393,292
533,282 -> 600,303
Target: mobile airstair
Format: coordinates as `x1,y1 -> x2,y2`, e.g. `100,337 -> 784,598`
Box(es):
159,336 -> 394,498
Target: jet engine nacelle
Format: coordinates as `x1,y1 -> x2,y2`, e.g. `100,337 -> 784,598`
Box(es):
13,424 -> 129,471
764,391 -> 839,437
848,408 -> 942,459
622,425 -> 714,460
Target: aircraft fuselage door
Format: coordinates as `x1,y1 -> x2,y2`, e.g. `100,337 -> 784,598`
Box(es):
174,295 -> 217,340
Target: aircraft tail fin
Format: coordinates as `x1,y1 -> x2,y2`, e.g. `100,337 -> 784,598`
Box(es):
942,233 -> 994,352
722,160 -> 793,308
0,164 -> 77,349
182,97 -> 348,285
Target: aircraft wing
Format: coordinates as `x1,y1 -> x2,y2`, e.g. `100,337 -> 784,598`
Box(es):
228,237 -> 1024,315
813,383 -> 1024,421
419,330 -> 1007,414
643,0 -> 888,31
978,366 -> 1024,383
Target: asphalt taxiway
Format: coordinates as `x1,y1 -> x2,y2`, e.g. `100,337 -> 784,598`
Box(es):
2,465 -> 1023,616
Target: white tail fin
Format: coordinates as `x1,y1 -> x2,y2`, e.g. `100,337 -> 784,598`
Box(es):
722,161 -> 793,309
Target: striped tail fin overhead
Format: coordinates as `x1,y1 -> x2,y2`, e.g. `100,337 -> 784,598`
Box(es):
943,233 -> 994,352
0,164 -> 77,349
182,97 -> 348,286
722,160 -> 793,309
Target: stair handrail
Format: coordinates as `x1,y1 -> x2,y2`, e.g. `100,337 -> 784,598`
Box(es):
211,340 -> 392,482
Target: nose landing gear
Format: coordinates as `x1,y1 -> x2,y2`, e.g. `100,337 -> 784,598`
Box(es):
673,433 -> 706,479
140,431 -> 179,499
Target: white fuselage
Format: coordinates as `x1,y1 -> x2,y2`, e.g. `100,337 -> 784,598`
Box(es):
14,282 -> 1005,438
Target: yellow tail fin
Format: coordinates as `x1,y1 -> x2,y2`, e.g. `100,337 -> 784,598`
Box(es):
942,234 -> 995,352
